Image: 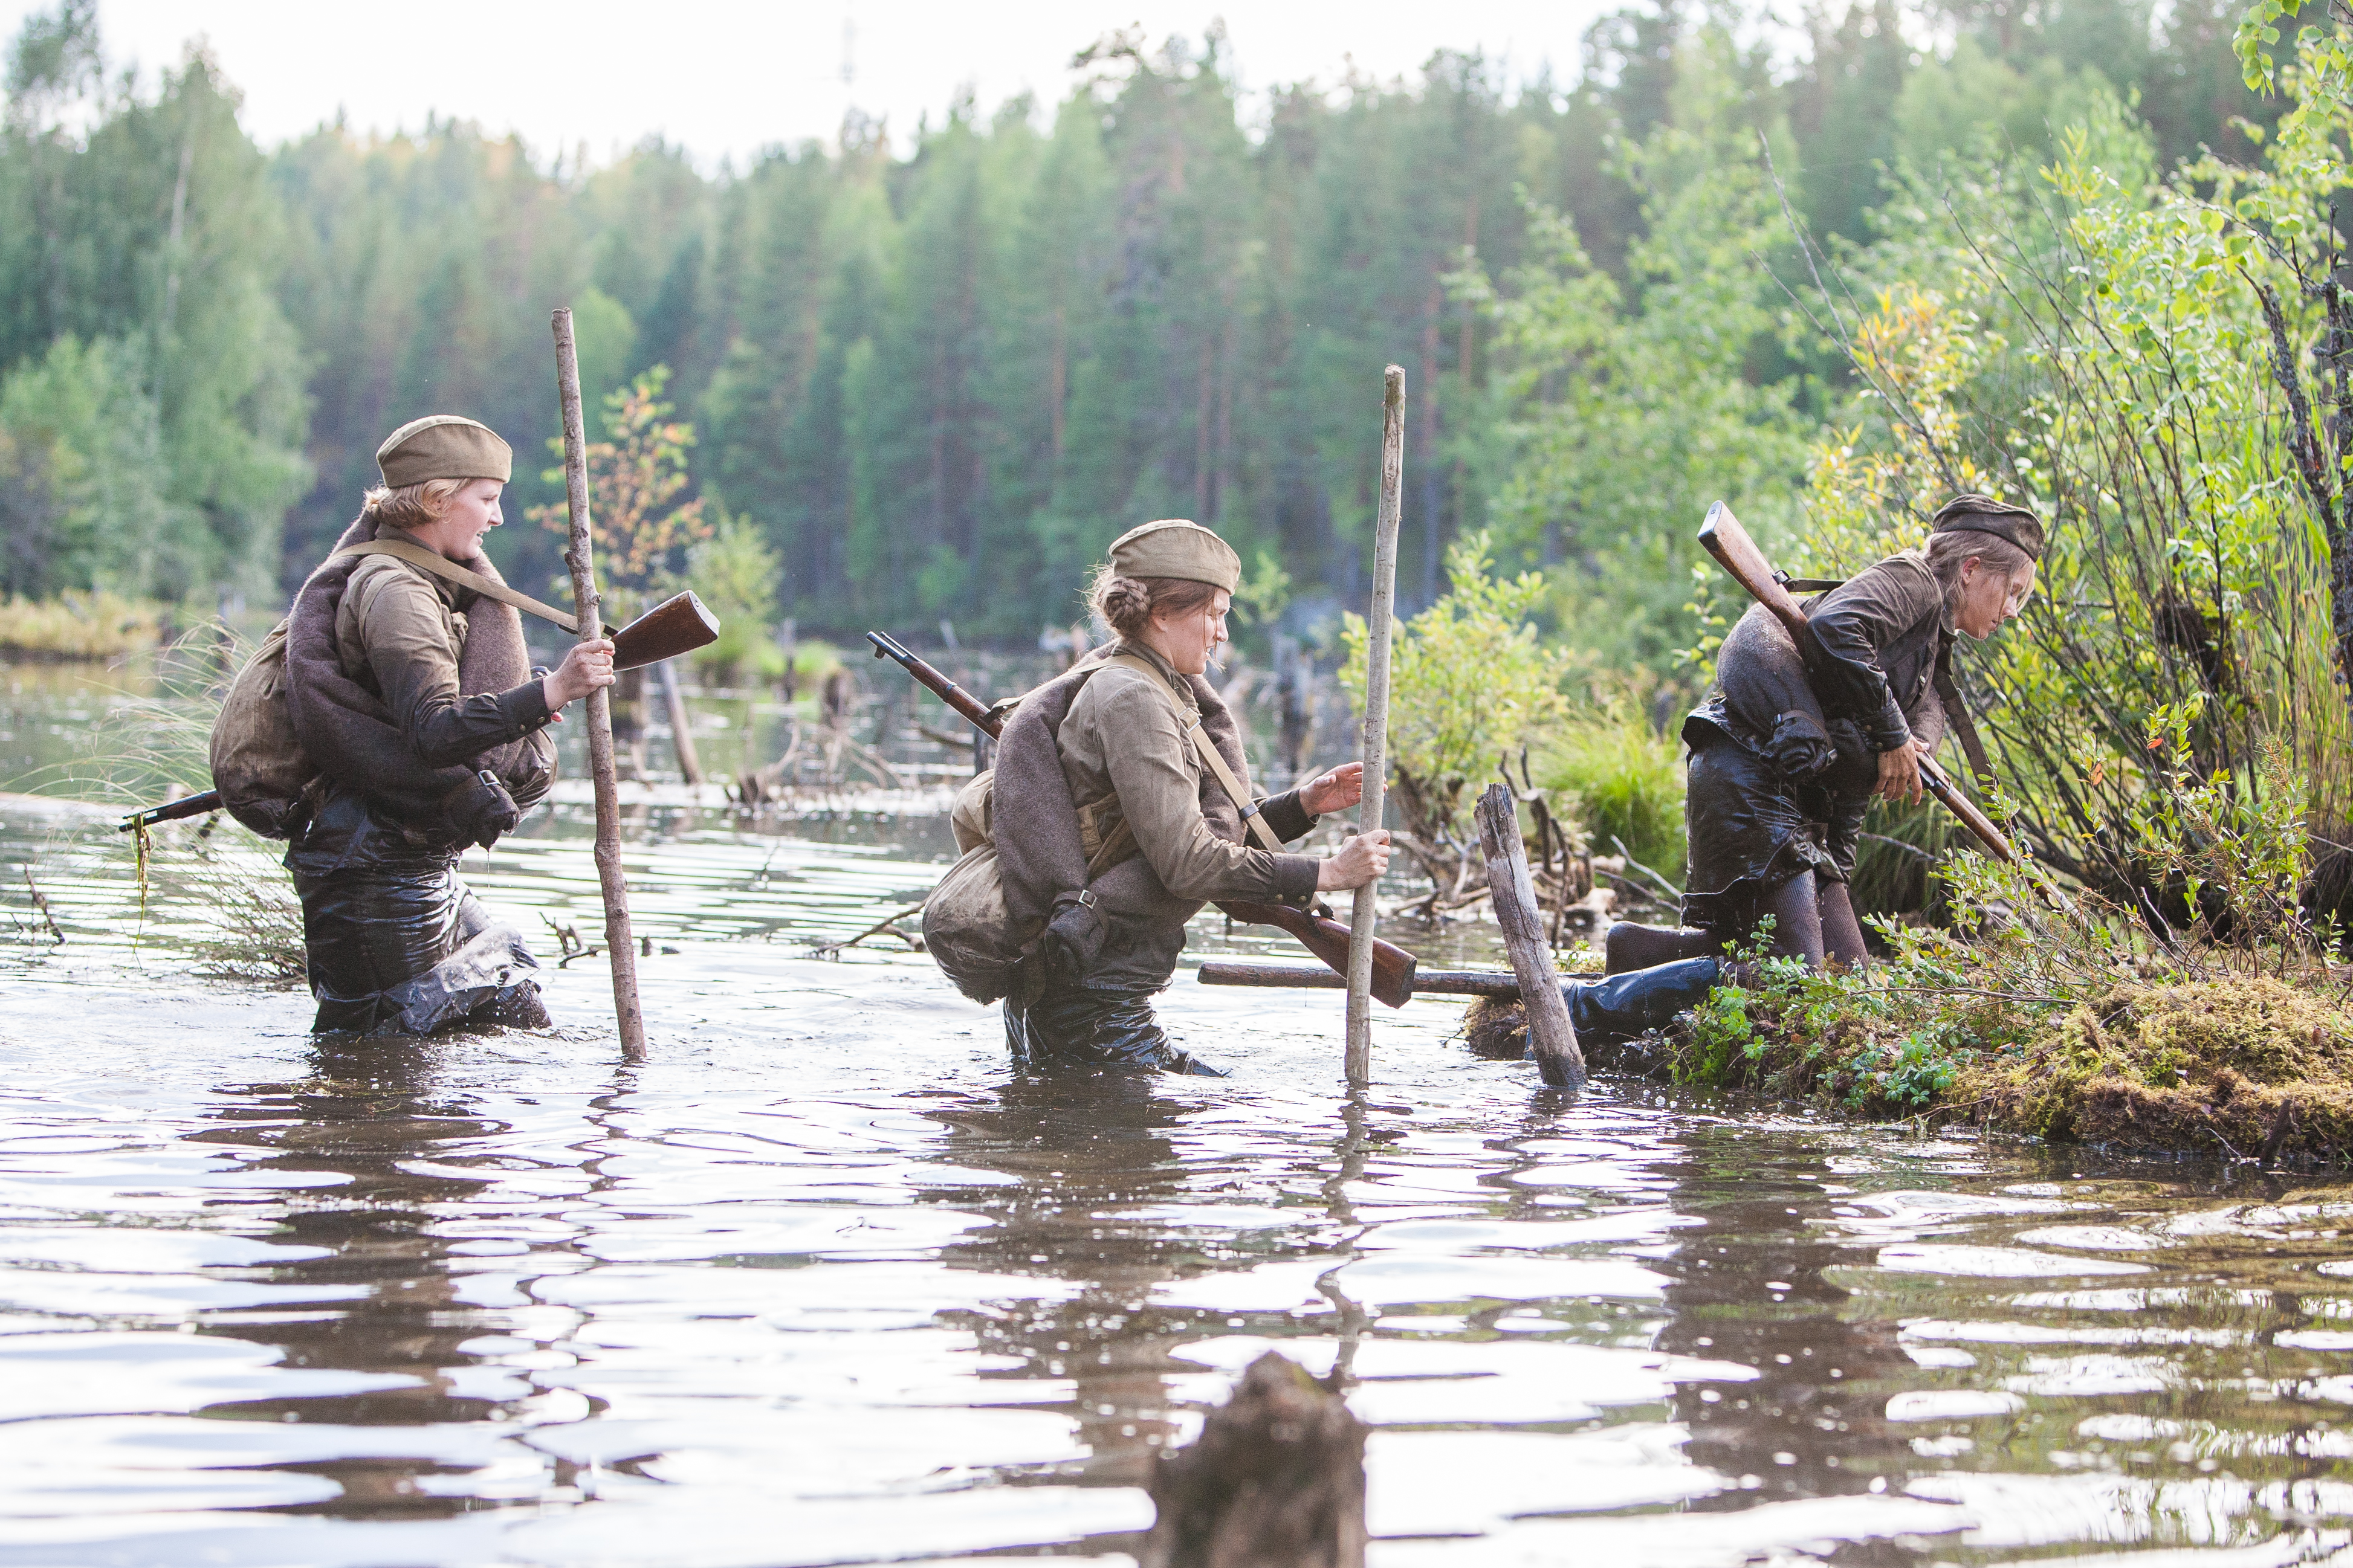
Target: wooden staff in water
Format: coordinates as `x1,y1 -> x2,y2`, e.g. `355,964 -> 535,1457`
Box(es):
1345,367 -> 1405,1088
553,305 -> 646,1057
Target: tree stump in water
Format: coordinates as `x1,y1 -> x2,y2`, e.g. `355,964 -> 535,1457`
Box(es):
1142,1351 -> 1367,1568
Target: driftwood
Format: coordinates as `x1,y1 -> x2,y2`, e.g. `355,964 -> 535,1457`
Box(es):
1142,1352 -> 1367,1568
1345,364 -> 1407,1087
1475,782 -> 1584,1089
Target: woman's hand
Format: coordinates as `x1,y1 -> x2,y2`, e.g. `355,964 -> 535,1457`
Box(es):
1316,829 -> 1393,891
543,638 -> 617,711
1298,760 -> 1364,816
1875,738 -> 1932,804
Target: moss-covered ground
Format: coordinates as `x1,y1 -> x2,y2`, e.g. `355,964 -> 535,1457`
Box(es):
1465,964 -> 2353,1164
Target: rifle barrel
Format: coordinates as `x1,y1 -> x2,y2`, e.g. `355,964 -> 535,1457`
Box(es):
118,787 -> 223,832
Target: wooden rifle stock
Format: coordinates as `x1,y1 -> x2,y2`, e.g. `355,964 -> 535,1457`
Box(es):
1217,899 -> 1417,1008
868,628 -> 1419,1004
1697,501 -> 2021,866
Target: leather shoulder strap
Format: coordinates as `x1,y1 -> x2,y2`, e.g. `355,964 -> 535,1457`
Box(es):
331,540 -> 612,637
1933,642 -> 1996,787
1104,653 -> 1285,854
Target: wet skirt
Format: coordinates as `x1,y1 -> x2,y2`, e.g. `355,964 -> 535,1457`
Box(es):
1681,737 -> 1869,933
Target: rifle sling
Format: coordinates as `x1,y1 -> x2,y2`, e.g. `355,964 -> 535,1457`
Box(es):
1933,647 -> 1996,788
331,540 -> 618,639
1104,653 -> 1288,856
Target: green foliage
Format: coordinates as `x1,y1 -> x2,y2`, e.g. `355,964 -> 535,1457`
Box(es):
0,334 -> 170,597
530,366 -> 708,599
1535,695 -> 1687,877
0,588 -> 160,656
1471,28 -> 1811,673
0,19 -> 308,603
672,509 -> 781,685
1340,531 -> 1568,849
0,0 -> 2303,657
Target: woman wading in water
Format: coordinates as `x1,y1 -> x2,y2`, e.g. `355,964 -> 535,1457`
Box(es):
1608,494 -> 2044,973
282,416 -> 616,1034
988,520 -> 1390,1076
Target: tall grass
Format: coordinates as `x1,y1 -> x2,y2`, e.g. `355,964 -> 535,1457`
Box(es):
1535,696 -> 1686,882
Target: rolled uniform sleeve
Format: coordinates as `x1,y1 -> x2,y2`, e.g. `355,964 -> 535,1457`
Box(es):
1100,677 -> 1320,905
356,573 -> 554,769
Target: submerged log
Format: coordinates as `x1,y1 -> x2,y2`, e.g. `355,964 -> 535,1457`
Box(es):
1142,1351 -> 1367,1568
1475,783 -> 1585,1090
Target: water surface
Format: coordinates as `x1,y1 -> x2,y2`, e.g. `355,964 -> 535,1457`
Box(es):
3,680 -> 2351,1567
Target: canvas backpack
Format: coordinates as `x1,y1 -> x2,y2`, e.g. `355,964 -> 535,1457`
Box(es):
208,618 -> 312,839
920,770 -> 1032,1004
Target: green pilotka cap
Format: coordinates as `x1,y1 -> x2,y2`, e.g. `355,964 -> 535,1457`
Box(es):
1931,493 -> 2045,561
1107,518 -> 1241,592
376,415 -> 513,489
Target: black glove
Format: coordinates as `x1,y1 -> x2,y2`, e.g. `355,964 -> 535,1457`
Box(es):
1039,894 -> 1105,991
448,770 -> 522,850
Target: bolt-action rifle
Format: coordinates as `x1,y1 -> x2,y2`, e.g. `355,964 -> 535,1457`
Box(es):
867,630 -> 1419,1007
1697,500 -> 2020,863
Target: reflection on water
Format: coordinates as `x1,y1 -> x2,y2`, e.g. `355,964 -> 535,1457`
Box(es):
4,757 -> 2353,1563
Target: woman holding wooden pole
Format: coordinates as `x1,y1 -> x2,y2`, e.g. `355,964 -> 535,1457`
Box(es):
982,520 -> 1391,1076
276,414 -> 615,1034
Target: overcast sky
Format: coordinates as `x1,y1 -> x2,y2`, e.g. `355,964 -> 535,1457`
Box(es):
4,1 -> 1622,166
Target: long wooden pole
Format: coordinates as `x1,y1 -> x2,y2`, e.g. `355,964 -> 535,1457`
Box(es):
552,306 -> 646,1057
1345,366 -> 1406,1086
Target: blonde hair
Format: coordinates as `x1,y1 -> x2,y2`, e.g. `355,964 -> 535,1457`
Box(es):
1086,566 -> 1220,640
1924,528 -> 2033,601
361,476 -> 469,531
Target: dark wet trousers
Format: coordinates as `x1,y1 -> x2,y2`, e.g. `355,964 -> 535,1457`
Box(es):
1004,987 -> 1228,1077
291,855 -> 547,1036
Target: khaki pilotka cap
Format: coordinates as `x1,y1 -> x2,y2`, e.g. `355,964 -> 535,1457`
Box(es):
1107,518 -> 1241,592
376,415 -> 514,489
1930,493 -> 2046,562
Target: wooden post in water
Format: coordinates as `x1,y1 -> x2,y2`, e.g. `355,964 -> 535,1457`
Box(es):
1345,366 -> 1405,1088
1142,1351 -> 1367,1568
1475,783 -> 1584,1089
552,306 -> 646,1057
653,659 -> 703,784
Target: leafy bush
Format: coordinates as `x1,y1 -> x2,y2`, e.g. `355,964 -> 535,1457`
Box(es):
671,509 -> 781,686
1341,531 -> 1569,871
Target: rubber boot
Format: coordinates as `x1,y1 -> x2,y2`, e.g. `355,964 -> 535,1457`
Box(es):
1565,957 -> 1723,1042
381,924 -> 543,1035
1604,921 -> 1720,974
